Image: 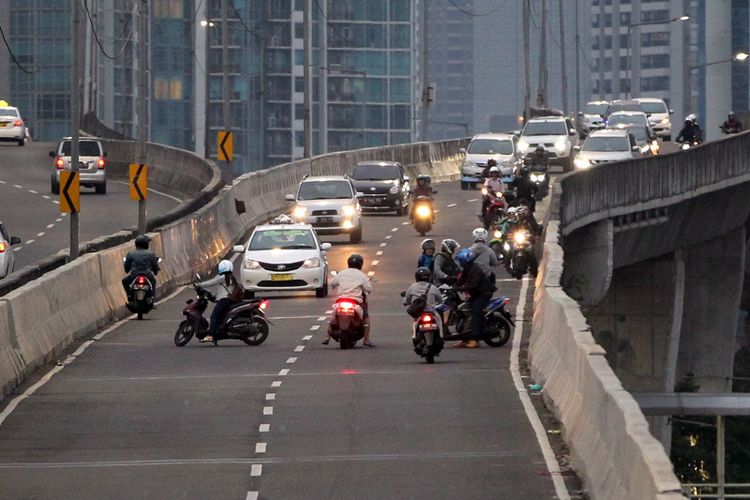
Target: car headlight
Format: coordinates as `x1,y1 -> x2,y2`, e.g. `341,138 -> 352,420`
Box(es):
517,139 -> 530,153
302,258 -> 321,268
554,138 -> 567,153
342,219 -> 354,229
389,185 -> 399,195
415,204 -> 432,218
341,205 -> 356,216
461,160 -> 477,171
574,157 -> 591,169
244,259 -> 261,270
661,118 -> 670,124
293,206 -> 308,219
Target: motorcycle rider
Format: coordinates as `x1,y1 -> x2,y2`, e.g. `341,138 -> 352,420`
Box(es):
196,259 -> 241,344
721,111 -> 743,134
323,253 -> 375,347
480,166 -> 506,227
409,175 -> 435,222
454,248 -> 494,348
418,238 -> 436,270
469,228 -> 498,284
677,116 -> 702,144
404,267 -> 444,338
481,158 -> 498,179
527,144 -> 550,167
122,234 -> 160,301
510,164 -> 538,212
432,238 -> 461,286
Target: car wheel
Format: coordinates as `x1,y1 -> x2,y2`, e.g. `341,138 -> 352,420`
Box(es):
315,279 -> 328,298
460,181 -> 467,190
400,203 -> 409,216
95,183 -> 107,194
350,225 -> 362,244
665,135 -> 671,142
50,174 -> 60,195
17,138 -> 24,146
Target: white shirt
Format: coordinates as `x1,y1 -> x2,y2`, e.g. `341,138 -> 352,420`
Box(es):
484,177 -> 505,194
331,268 -> 372,303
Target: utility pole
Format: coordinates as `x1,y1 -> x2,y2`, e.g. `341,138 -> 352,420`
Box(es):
537,0 -> 548,108
69,0 -> 83,259
558,0 -> 568,114
303,0 -> 312,158
137,0 -> 148,234
523,0 -> 531,119
421,0 -> 429,140
221,0 -> 231,177
575,0 -> 580,112
319,0 -> 328,153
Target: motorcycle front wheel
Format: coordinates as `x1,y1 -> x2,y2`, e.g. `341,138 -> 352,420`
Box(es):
483,313 -> 512,347
174,319 -> 196,346
240,316 -> 270,346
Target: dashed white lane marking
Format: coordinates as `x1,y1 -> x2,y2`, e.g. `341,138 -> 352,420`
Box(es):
317,316 -> 326,321
53,200 -> 59,205
14,246 -> 22,251
380,242 -> 387,247
246,492 -> 259,500
46,224 -> 54,229
391,227 -> 398,232
302,335 -> 313,341
371,260 -> 379,266
325,309 -> 333,314
435,209 -> 440,213
36,232 -> 45,237
309,325 -> 320,331
43,195 -> 50,200
294,346 -> 305,352
251,464 -> 263,477
259,424 -> 270,432
468,198 -> 478,202
286,357 -> 297,364
0,180 -> 5,184
376,251 -> 383,256
56,218 -> 63,222
278,369 -> 290,376
401,221 -> 409,225
271,381 -> 282,388
367,271 -> 375,277
385,235 -> 392,239
13,184 -> 22,189
25,239 -> 35,244
263,407 -> 274,416
255,442 -> 267,453
28,189 -> 37,194
447,203 -> 457,207
265,394 -> 276,401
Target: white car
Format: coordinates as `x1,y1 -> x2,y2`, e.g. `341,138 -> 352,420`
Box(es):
518,116 -> 580,170
459,133 -> 521,189
50,137 -> 108,194
635,97 -> 673,141
606,111 -> 651,131
0,106 -> 26,146
0,222 -> 22,278
581,100 -> 609,135
234,219 -> 331,298
573,129 -> 641,169
285,175 -> 363,243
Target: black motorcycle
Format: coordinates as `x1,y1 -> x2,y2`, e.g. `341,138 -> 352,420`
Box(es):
504,226 -> 537,279
411,310 -> 443,363
174,284 -> 271,346
329,296 -> 365,349
436,286 -> 513,347
412,196 -> 434,236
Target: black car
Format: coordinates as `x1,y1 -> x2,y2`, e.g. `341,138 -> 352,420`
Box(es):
349,161 -> 411,215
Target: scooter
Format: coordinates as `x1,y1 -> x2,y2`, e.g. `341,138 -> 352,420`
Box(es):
124,257 -> 162,320
412,196 -> 434,236
503,227 -> 537,279
678,138 -> 702,151
436,286 -> 513,347
174,283 -> 271,346
329,296 -> 365,349
412,311 -> 443,364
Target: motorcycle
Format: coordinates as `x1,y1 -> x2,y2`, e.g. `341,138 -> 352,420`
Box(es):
174,283 -> 271,346
678,138 -> 702,151
329,296 -> 365,349
479,189 -> 506,230
524,157 -> 549,200
435,286 -> 513,347
412,311 -> 444,364
720,124 -> 742,135
124,257 -> 162,320
503,227 -> 537,279
412,196 -> 434,236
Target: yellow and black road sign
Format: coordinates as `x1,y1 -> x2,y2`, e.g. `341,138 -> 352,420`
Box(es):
218,130 -> 233,162
129,163 -> 148,201
59,171 -> 80,213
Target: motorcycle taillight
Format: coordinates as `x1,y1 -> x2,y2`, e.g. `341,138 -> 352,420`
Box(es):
136,276 -> 147,285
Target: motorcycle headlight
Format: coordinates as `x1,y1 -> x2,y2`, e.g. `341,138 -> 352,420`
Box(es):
503,242 -> 511,251
293,206 -> 308,219
415,204 -> 432,218
481,187 -> 488,196
244,259 -> 261,270
514,231 -> 528,245
554,138 -> 567,154
530,173 -> 544,182
341,205 -> 356,217
494,230 -> 503,239
574,157 -> 591,169
650,142 -> 660,154
517,139 -> 530,153
389,185 -> 399,195
302,258 -> 321,268
681,143 -> 690,151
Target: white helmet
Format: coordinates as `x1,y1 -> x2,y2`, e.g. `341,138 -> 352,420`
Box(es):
472,227 -> 489,243
489,166 -> 500,174
218,259 -> 233,274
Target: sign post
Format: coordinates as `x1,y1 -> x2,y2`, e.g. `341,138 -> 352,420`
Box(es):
217,130 -> 233,162
59,171 -> 80,214
130,163 -> 148,234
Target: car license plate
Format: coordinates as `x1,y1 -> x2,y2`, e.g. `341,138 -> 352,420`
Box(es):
339,308 -> 355,316
371,197 -> 382,205
271,273 -> 294,281
317,216 -> 334,223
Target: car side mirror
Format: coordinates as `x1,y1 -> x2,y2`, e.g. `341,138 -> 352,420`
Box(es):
632,146 -> 641,152
9,236 -> 21,245
49,151 -> 55,158
330,270 -> 338,277
195,273 -> 202,281
458,147 -> 466,154
569,128 -> 577,136
356,192 -> 364,198
669,109 -> 674,114
572,145 -> 582,153
403,175 -> 410,182
157,257 -> 163,263
321,242 -> 332,251
232,244 -> 244,253
284,194 -> 295,202
400,291 -> 406,298
512,129 -> 522,136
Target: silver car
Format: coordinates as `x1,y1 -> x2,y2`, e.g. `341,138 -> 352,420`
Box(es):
573,129 -> 642,169
0,106 -> 26,146
285,175 -> 363,243
0,222 -> 22,278
50,138 -> 108,194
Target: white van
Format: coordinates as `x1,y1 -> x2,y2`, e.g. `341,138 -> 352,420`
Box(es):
634,98 -> 673,141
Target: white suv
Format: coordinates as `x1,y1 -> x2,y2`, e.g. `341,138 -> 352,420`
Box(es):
518,116 -> 580,171
635,98 -> 673,141
285,175 -> 363,243
459,133 -> 521,189
50,137 -> 108,194
234,219 -> 331,298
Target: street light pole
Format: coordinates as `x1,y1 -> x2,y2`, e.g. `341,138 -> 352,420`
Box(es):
221,0 -> 231,178
303,0 -> 312,159
70,0 -> 83,259
137,0 -> 148,234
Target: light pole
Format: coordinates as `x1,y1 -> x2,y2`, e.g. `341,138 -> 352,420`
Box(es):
322,65 -> 367,148
200,19 -> 215,159
627,15 -> 690,98
689,51 -> 749,70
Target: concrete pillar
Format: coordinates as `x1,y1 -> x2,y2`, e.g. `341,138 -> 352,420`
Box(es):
704,0 -> 732,141
676,227 -> 745,393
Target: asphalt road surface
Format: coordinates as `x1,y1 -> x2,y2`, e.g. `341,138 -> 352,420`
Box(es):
0,142 -> 180,273
0,179 -> 571,499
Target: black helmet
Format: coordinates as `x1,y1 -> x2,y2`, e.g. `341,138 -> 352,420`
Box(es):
417,174 -> 431,185
134,234 -> 151,249
421,238 -> 435,251
535,145 -> 545,153
347,253 -> 364,270
487,158 -> 497,167
440,238 -> 459,256
415,267 -> 432,282
729,111 -> 736,119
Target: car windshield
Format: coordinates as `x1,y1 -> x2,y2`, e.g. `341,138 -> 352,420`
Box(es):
467,139 -> 513,155
609,102 -> 643,114
351,165 -> 399,181
608,114 -> 648,127
249,229 -> 317,250
61,141 -> 101,156
626,127 -> 649,142
523,121 -> 567,136
583,136 -> 630,152
297,180 -> 353,200
0,107 -> 20,118
585,103 -> 608,115
639,102 -> 668,114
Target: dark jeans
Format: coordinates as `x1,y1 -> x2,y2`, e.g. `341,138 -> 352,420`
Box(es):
470,295 -> 491,340
209,298 -> 235,336
122,274 -> 156,301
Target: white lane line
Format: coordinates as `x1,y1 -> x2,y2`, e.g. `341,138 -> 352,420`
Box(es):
468,198 -> 478,202
265,394 -> 276,401
294,345 -> 305,352
36,232 -> 45,237
371,260 -> 379,266
286,357 -> 297,364
43,195 -> 50,200
46,224 -> 54,229
53,201 -> 59,205
251,464 -> 263,477
271,381 -> 282,388
278,369 -> 290,376
259,424 -> 270,432
309,325 -> 320,331
497,277 -> 533,282
317,316 -> 326,321
325,309 -> 333,314
56,218 -> 63,222
391,227 -> 398,232
13,246 -> 22,251
385,235 -> 392,240
447,203 -> 457,208
435,209 -> 440,213
246,491 -> 259,500
376,251 -> 383,256
263,407 -> 274,416
302,335 -> 313,341
25,239 -> 35,244
269,315 -> 321,320
13,184 -> 22,189
111,180 -> 184,203
0,180 -> 5,184
28,189 -> 37,194
401,221 -> 409,225
61,213 -> 67,217
367,271 -> 375,277
510,279 -> 571,499
255,442 -> 267,453
380,242 -> 387,247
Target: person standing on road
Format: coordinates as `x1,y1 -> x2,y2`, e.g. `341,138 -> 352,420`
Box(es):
469,228 -> 497,285
454,249 -> 494,348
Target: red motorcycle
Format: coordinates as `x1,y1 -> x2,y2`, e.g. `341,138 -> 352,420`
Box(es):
480,188 -> 507,230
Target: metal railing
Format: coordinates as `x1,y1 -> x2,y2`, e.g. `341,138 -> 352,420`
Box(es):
682,484 -> 750,499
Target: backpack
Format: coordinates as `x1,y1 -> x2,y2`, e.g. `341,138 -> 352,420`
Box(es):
406,283 -> 431,319
226,274 -> 245,301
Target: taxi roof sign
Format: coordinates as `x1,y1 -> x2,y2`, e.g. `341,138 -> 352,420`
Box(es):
0,100 -> 9,107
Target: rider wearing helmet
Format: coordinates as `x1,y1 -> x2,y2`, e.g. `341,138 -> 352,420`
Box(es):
433,238 -> 461,286
418,238 -> 436,270
677,115 -> 702,143
721,111 -> 743,134
324,254 -> 375,347
196,259 -> 241,343
510,162 -> 538,212
410,175 -> 435,221
528,145 -> 549,167
455,248 -> 494,348
481,158 -> 498,179
469,227 -> 498,279
404,267 -> 444,339
122,234 -> 160,301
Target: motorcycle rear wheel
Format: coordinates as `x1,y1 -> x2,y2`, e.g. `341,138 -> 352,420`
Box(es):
241,317 -> 270,346
426,354 -> 435,364
483,313 -> 512,347
339,330 -> 351,349
174,320 -> 195,346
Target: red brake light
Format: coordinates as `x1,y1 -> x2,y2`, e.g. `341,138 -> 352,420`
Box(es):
339,301 -> 354,310
13,120 -> 22,127
259,300 -> 269,310
420,313 -> 433,323
55,157 -> 64,169
97,157 -> 105,169
136,276 -> 147,285
0,242 -> 5,253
